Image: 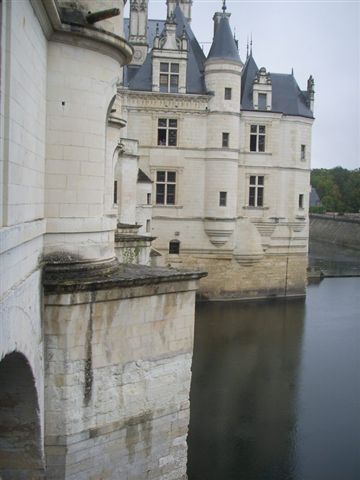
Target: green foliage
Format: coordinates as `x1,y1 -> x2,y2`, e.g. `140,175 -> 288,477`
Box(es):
311,167 -> 360,213
309,205 -> 326,214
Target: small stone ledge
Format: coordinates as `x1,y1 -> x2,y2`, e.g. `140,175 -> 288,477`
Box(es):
43,257 -> 207,295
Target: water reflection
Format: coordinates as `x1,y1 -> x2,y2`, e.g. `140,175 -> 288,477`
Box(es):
188,299 -> 305,480
309,240 -> 360,276
188,278 -> 360,480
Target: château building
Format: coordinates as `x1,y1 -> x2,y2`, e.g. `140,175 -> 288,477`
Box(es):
121,0 -> 315,299
0,1 -> 204,478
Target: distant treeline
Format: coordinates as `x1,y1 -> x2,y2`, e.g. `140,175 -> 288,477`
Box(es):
311,167 -> 360,213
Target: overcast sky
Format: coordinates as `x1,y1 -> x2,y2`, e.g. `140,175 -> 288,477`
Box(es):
125,1 -> 360,170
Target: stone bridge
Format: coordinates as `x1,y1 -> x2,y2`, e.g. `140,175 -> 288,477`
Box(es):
0,1 -> 205,478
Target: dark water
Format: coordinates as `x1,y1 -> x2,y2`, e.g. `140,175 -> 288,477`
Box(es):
188,278 -> 360,480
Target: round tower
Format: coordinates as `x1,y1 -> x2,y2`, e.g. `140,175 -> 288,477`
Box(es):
204,4 -> 243,246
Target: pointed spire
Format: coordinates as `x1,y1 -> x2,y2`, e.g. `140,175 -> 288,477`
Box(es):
222,0 -> 227,14
250,34 -> 253,55
246,36 -> 249,59
207,10 -> 241,63
291,67 -> 294,76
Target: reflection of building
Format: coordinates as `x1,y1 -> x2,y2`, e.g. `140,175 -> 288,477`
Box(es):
0,1 -> 204,478
122,0 -> 315,299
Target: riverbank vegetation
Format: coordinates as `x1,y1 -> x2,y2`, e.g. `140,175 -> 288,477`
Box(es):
310,167 -> 360,213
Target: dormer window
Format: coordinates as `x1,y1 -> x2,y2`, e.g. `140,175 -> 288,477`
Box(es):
160,62 -> 179,93
253,67 -> 272,111
258,93 -> 267,110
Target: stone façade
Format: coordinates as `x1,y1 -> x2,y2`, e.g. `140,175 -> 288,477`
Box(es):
122,0 -> 314,300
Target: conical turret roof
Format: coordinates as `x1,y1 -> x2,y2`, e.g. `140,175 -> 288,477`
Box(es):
207,14 -> 241,63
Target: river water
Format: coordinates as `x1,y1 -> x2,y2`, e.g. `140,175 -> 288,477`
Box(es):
188,245 -> 360,480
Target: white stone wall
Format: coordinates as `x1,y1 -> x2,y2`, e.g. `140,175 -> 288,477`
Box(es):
0,0 -> 47,228
44,280 -> 198,479
44,42 -> 121,260
0,0 -> 47,457
136,181 -> 152,234
125,85 -> 312,296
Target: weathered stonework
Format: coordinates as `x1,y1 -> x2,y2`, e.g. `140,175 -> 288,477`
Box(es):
123,1 -> 314,299
178,253 -> 308,300
43,262 -> 206,479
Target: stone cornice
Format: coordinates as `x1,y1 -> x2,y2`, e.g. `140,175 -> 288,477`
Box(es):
31,0 -> 133,65
119,89 -> 210,112
42,258 -> 207,295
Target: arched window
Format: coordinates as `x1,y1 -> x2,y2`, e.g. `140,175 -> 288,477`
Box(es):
169,239 -> 180,254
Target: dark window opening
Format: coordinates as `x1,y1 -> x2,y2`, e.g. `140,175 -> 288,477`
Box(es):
159,62 -> 179,93
219,191 -> 227,206
156,170 -> 177,205
113,180 -> 118,205
147,193 -> 151,205
250,125 -> 266,152
225,88 -> 232,100
299,194 -> 304,209
146,219 -> 151,232
158,118 -> 177,146
249,175 -> 265,207
301,144 -> 306,161
169,240 -> 180,254
222,132 -> 229,148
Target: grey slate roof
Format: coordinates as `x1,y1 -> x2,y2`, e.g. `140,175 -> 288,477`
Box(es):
241,54 -> 314,118
207,15 -> 241,63
137,168 -> 152,184
124,11 -> 313,119
310,187 -> 321,206
124,6 -> 206,94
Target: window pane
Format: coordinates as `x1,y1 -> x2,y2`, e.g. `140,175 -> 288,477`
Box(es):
219,191 -> 227,206
160,62 -> 169,72
249,187 -> 256,206
156,193 -> 165,204
158,118 -> 167,127
225,88 -> 232,100
167,187 -> 176,204
171,75 -> 178,85
250,135 -> 257,151
258,176 -> 264,185
169,119 -> 177,128
160,74 -> 168,86
171,63 -> 179,73
113,180 -> 117,204
258,93 -> 267,110
170,75 -> 178,93
250,176 -> 256,185
299,194 -> 304,208
167,171 -> 176,182
157,171 -> 165,182
222,132 -> 229,147
259,125 -> 266,134
168,129 -> 177,146
257,187 -> 264,206
169,240 -> 180,254
250,125 -> 257,133
259,135 -> 265,152
158,129 -> 166,145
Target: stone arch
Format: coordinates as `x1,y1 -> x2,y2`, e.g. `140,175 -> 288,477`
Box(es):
0,351 -> 45,479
